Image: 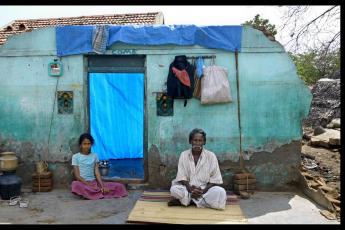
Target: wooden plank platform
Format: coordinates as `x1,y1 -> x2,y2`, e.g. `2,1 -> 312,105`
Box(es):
127,199 -> 247,224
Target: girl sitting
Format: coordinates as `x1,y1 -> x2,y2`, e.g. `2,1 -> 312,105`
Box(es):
71,133 -> 128,200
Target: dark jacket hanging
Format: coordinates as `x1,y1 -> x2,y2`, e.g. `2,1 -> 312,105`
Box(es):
167,55 -> 195,106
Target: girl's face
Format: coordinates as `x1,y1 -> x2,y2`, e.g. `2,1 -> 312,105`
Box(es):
80,138 -> 92,154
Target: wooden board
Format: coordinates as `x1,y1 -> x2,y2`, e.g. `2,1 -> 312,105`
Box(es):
233,178 -> 256,185
127,200 -> 247,224
32,178 -> 53,183
233,173 -> 256,180
33,181 -> 53,187
233,184 -> 256,190
32,171 -> 52,179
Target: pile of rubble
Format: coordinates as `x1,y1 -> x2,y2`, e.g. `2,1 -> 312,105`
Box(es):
300,75 -> 340,221
303,73 -> 341,149
300,167 -> 341,220
303,77 -> 340,128
300,120 -> 341,221
303,118 -> 341,149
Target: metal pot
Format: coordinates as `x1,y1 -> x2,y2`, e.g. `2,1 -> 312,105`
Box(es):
99,166 -> 109,176
0,152 -> 18,172
0,171 -> 22,200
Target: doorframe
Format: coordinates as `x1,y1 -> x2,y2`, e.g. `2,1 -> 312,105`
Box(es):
85,54 -> 148,183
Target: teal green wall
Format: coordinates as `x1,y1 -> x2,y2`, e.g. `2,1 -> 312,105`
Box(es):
0,26 -> 312,189
239,26 -> 312,156
0,28 -> 86,165
145,52 -> 240,162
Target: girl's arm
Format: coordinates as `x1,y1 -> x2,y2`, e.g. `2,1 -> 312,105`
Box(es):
94,162 -> 105,191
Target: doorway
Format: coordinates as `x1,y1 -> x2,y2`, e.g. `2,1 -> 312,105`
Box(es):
88,55 -> 146,180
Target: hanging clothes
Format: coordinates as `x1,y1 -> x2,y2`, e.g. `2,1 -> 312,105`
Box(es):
92,25 -> 109,54
167,55 -> 195,106
201,61 -> 233,104
193,57 -> 204,99
195,56 -> 204,79
172,67 -> 191,87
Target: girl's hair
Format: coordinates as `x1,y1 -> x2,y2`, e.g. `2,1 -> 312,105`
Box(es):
79,133 -> 94,145
189,128 -> 206,144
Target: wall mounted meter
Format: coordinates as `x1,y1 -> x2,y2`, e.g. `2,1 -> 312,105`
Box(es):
48,59 -> 63,77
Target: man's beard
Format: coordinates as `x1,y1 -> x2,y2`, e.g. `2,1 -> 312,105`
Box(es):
192,145 -> 203,151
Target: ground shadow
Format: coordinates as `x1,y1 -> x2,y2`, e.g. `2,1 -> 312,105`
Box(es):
239,191 -> 295,219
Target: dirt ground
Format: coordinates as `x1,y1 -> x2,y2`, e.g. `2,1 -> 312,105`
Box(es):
301,142 -> 341,193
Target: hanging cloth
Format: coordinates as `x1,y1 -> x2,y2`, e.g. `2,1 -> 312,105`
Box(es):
193,58 -> 202,100
196,56 -> 204,79
167,55 -> 195,107
92,25 -> 109,54
172,67 -> 191,87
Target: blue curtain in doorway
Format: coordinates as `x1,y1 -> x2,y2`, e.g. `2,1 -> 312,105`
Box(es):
89,73 -> 144,160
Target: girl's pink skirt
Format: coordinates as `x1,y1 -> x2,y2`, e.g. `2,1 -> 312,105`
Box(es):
71,180 -> 128,200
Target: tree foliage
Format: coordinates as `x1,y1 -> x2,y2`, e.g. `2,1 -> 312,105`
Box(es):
243,14 -> 277,36
290,48 -> 340,85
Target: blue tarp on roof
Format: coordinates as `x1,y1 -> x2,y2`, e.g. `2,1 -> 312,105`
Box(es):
56,25 -> 242,56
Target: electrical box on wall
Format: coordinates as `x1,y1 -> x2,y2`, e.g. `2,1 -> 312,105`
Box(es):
48,59 -> 63,77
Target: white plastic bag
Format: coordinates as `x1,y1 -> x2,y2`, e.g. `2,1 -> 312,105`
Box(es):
201,65 -> 232,104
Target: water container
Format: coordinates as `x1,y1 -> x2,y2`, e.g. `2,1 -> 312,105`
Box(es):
0,152 -> 18,172
0,171 -> 22,200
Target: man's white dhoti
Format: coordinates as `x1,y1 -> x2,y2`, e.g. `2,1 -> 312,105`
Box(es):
170,184 -> 227,210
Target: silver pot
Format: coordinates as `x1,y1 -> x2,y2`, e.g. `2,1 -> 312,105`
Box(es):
99,166 -> 109,176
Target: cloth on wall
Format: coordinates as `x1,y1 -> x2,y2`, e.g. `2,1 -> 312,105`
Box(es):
89,72 -> 144,160
92,25 -> 110,54
56,25 -> 242,57
167,55 -> 195,107
56,26 -> 94,56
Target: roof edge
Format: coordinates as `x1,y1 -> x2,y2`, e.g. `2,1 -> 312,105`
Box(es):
11,12 -> 163,24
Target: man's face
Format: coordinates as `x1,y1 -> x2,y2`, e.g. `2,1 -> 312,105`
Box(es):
191,133 -> 205,151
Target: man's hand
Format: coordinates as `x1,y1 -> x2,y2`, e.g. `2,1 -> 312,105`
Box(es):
191,186 -> 203,199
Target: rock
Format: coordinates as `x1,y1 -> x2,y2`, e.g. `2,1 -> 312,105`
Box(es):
303,134 -> 311,140
301,152 -> 315,160
314,126 -> 326,135
310,128 -> 340,148
329,137 -> 340,146
327,118 -> 340,129
303,127 -> 314,140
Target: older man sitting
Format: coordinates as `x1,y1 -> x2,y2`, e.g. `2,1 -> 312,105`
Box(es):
168,128 -> 227,210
